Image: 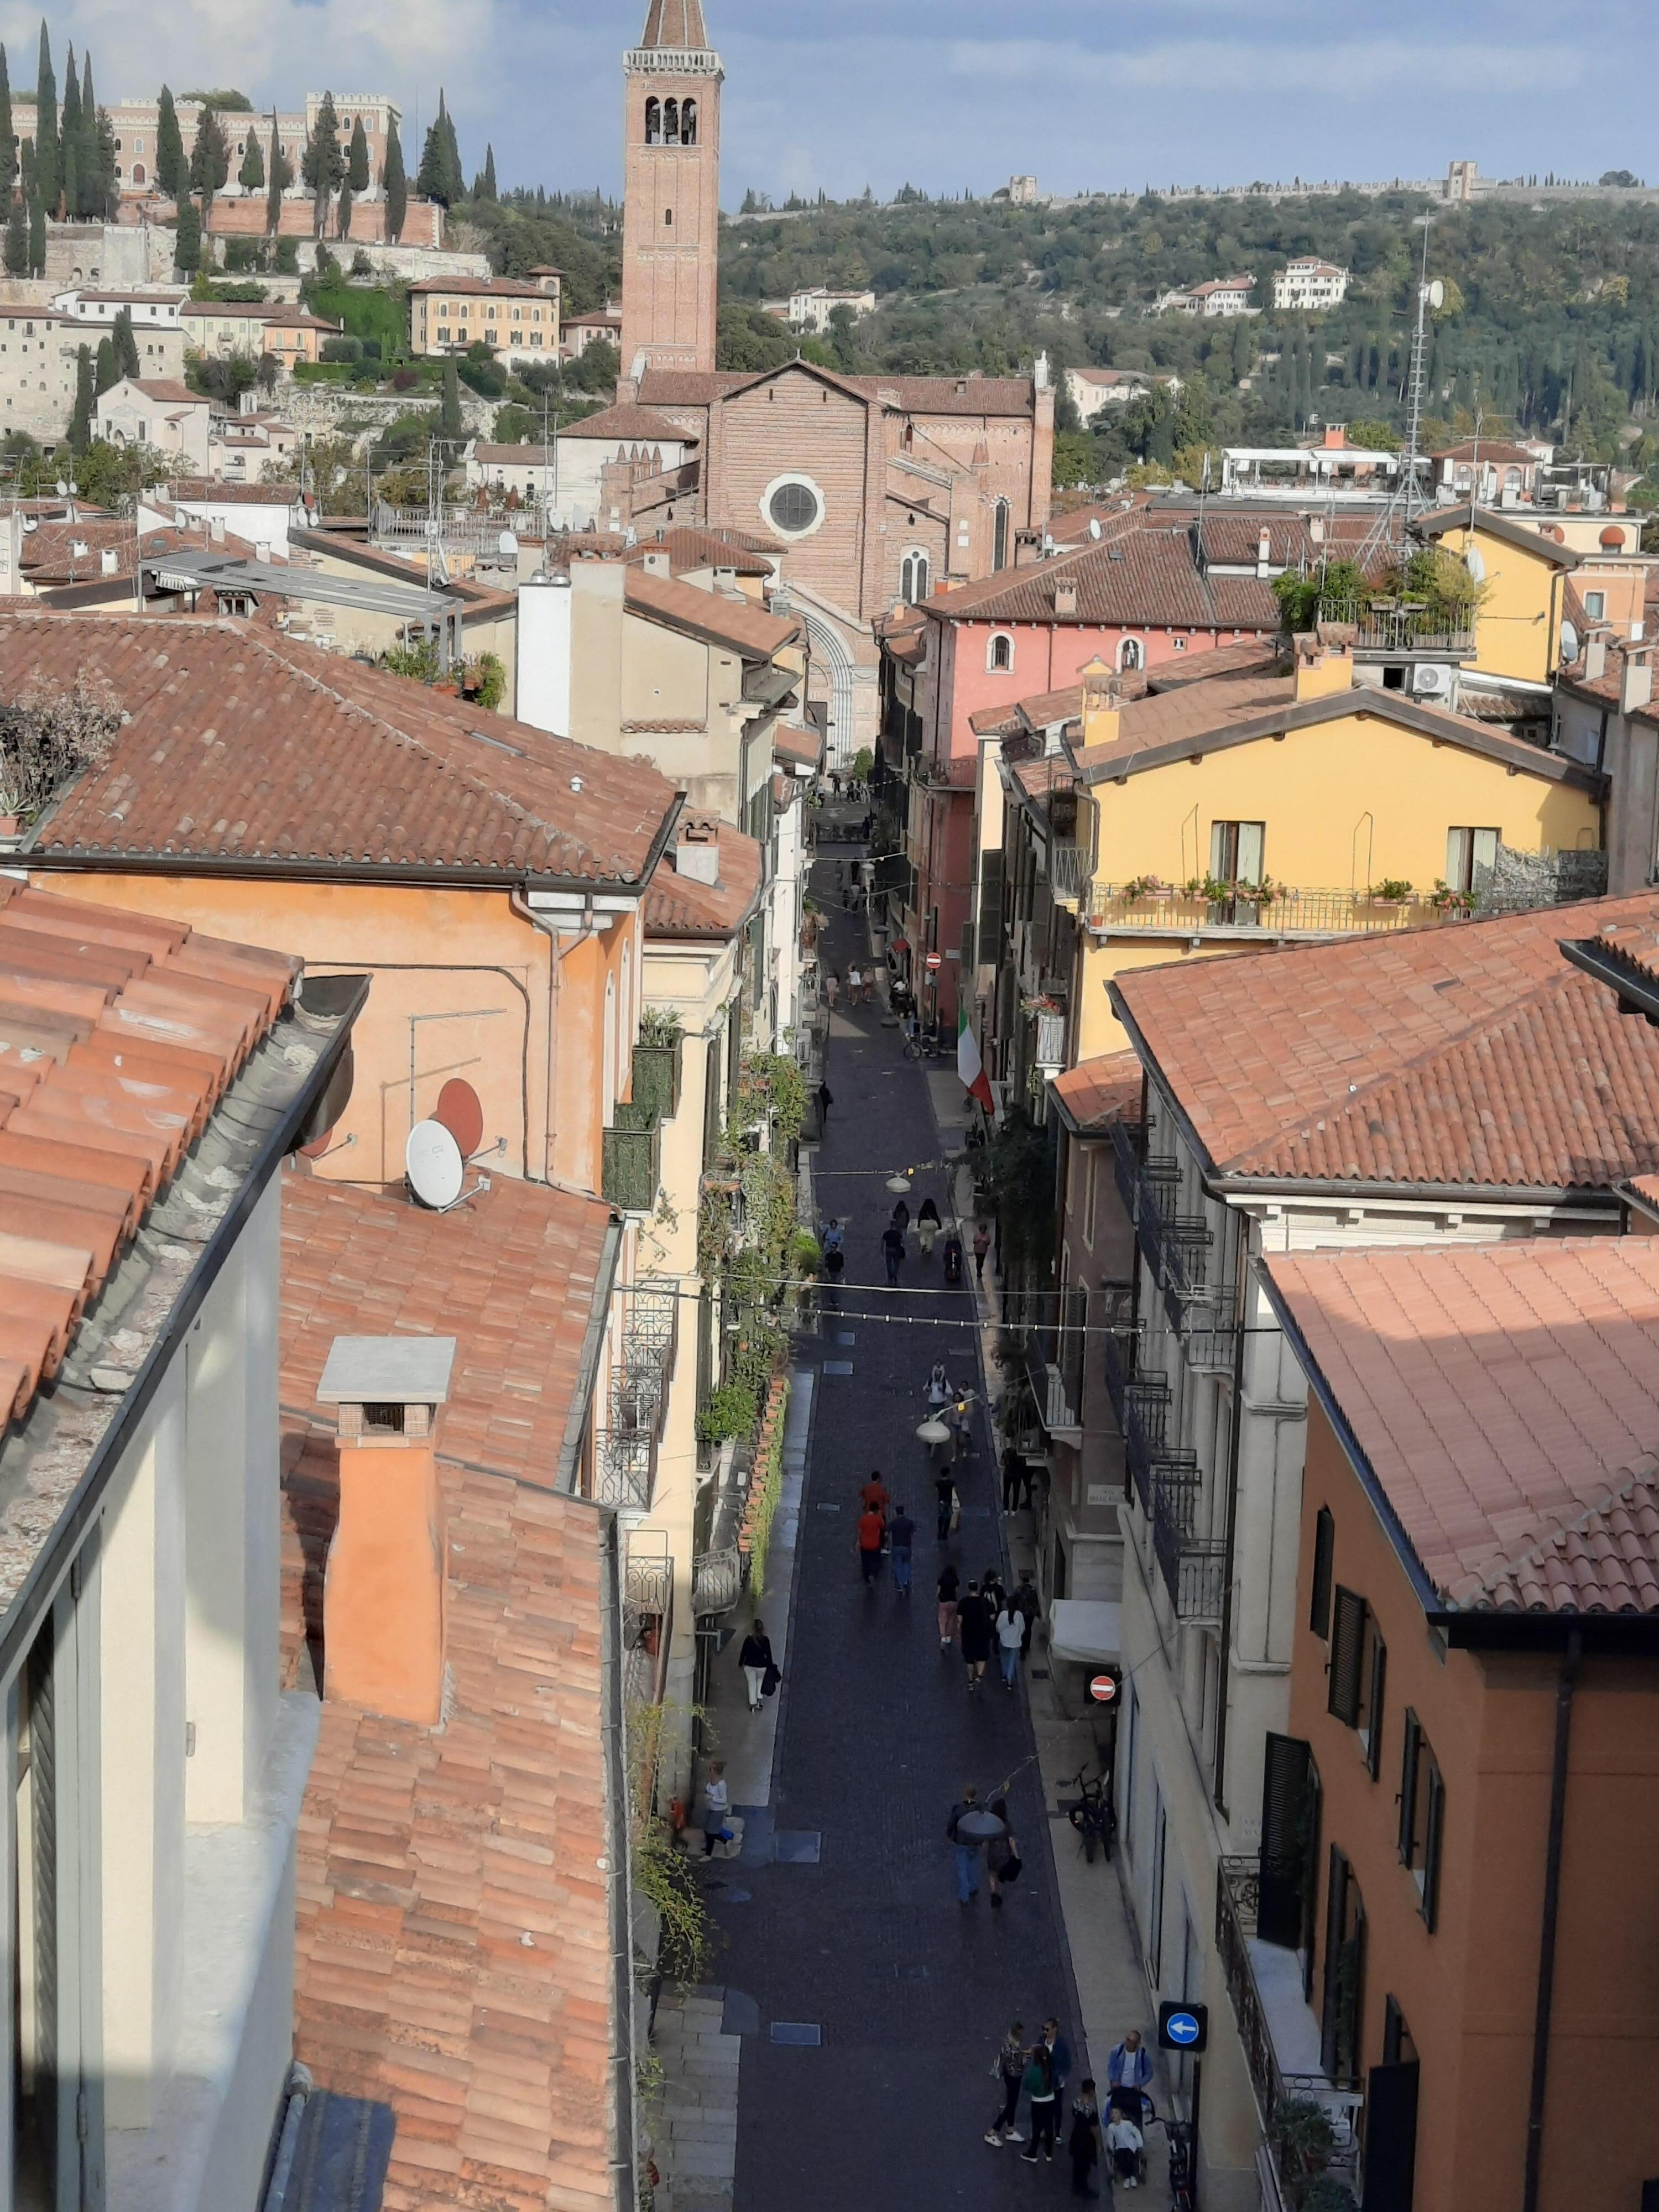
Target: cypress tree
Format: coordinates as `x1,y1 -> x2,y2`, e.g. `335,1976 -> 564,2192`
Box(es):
113,304 -> 139,377
59,45 -> 79,222
79,49 -> 97,214
264,114 -> 289,236
382,116 -> 406,242
27,194 -> 42,275
173,194 -> 200,274
301,91 -> 343,237
419,91 -> 460,207
347,114 -> 369,194
34,22 -> 56,217
474,144 -> 496,201
2,196 -> 24,274
189,103 -> 229,215
68,341 -> 92,448
239,126 -> 263,191
440,356 -> 462,439
0,44 -> 14,201
94,333 -> 116,393
442,102 -> 462,204
155,87 -> 185,200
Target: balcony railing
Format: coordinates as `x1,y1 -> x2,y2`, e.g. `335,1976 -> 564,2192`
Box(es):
1151,1470 -> 1228,1625
602,1119 -> 662,1213
1319,596 -> 1475,656
1026,1340 -> 1081,1439
1084,882 -> 1477,937
1217,1859 -> 1364,2203
624,1538 -> 674,1707
594,1425 -> 658,1512
691,1541 -> 749,1617
1110,1121 -> 1211,1316
1050,842 -> 1092,900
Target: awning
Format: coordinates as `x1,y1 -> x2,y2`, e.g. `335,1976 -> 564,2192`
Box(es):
1047,1599 -> 1121,1667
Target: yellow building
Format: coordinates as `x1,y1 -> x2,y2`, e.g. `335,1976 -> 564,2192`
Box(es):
988,633 -> 1605,1084
1416,502 -> 1579,689
408,270 -> 563,364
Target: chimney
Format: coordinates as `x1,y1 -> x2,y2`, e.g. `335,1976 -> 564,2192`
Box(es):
1621,646 -> 1653,717
674,816 -> 722,884
1053,577 -> 1078,617
210,514 -> 227,547
1585,635 -> 1608,682
1078,655 -> 1123,749
1292,625 -> 1357,701
1256,526 -> 1272,578
639,547 -> 671,577
100,546 -> 118,576
317,1335 -> 457,1726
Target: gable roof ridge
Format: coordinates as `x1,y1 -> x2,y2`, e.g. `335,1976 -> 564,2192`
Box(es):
1460,1453 -> 1659,1605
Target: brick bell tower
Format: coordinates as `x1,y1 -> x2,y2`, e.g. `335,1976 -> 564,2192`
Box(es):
620,0 -> 722,377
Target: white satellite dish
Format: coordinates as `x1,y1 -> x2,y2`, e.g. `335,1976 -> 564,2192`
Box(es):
1089,518 -> 1103,540
1465,545 -> 1486,582
405,1118 -> 464,1209
1560,619 -> 1580,665
497,529 -> 520,559
1427,279 -> 1444,310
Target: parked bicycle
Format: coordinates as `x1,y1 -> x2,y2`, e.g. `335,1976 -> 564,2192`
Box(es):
1141,2103 -> 1197,2211
1060,1762 -> 1116,1863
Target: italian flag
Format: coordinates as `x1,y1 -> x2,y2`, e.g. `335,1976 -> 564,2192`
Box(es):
958,1002 -> 995,1115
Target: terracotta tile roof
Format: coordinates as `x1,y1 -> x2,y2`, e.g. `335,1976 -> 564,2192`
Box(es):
924,528 -> 1281,630
625,526 -> 774,577
1194,511 -> 1380,571
279,1170 -> 619,2210
1047,502 -> 1149,546
635,364 -> 1038,419
0,880 -> 296,1427
971,638 -> 1281,741
640,0 -> 709,48
1050,1050 -> 1143,1134
556,402 -> 697,446
773,724 -> 821,771
16,614 -> 682,884
1432,439 -> 1541,467
406,274 -> 560,299
643,825 -> 764,937
126,378 -> 205,406
1417,503 -> 1580,568
1265,1237 -> 1659,1614
623,567 -> 800,660
1115,891 -> 1659,1191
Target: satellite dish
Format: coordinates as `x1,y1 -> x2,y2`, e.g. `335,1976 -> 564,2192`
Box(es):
405,1118 -> 464,1209
1465,545 -> 1486,582
434,1076 -> 484,1159
1427,279 -> 1445,310
54,479 -> 67,496
1560,619 -> 1580,664
1088,518 -> 1103,540
497,529 -> 520,559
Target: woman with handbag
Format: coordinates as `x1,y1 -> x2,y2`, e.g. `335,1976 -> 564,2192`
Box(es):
985,1795 -> 1022,1909
738,1619 -> 778,1714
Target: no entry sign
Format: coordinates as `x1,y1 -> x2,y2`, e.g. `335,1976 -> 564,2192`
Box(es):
1089,1674 -> 1117,1703
925,950 -> 942,971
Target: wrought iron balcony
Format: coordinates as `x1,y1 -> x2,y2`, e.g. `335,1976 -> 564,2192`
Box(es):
594,1425 -> 658,1512
1110,1120 -> 1211,1316
1049,842 -> 1092,901
1150,1469 -> 1228,1625
691,1541 -> 749,1617
623,1538 -> 674,1707
1084,882 -> 1475,938
602,1119 -> 662,1213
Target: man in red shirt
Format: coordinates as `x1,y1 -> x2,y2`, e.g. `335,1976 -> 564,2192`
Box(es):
860,1472 -> 891,1517
856,1505 -> 887,1584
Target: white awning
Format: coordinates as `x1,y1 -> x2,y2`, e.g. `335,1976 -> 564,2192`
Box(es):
1047,1598 -> 1121,1667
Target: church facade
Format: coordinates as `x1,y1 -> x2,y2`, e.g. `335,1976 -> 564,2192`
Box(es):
614,1 -> 1055,763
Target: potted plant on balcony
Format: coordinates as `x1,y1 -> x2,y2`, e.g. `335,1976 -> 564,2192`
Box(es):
1364,877 -> 1415,907
1118,874 -> 1167,902
1271,2098 -> 1343,2208
1429,877 -> 1475,915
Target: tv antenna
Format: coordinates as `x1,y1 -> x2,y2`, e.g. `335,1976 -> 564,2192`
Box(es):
1358,218 -> 1439,571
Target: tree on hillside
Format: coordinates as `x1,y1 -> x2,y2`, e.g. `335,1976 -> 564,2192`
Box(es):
67,342 -> 92,448
58,39 -> 79,218
87,57 -> 117,220
474,144 -> 497,201
0,44 -> 14,202
34,22 -> 56,217
155,87 -> 186,200
417,90 -> 462,208
440,356 -> 462,440
112,305 -> 139,378
27,195 -> 42,275
190,102 -> 229,216
383,116 -> 406,242
239,126 -> 264,191
2,197 -> 25,275
347,115 -> 370,196
301,92 -> 343,238
174,195 -> 201,274
264,114 -> 291,236
93,335 -> 116,394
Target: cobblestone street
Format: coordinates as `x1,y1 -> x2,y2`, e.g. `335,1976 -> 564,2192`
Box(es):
703,857 -> 1096,2208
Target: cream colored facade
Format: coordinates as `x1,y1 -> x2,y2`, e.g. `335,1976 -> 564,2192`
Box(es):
0,307 -> 79,441
408,273 -> 562,364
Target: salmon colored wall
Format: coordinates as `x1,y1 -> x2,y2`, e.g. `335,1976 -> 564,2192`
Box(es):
1291,1402 -> 1659,2212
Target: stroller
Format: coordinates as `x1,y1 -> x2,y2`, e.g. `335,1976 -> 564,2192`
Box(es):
941,1232 -> 964,1286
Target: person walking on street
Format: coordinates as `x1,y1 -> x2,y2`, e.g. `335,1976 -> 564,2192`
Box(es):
935,1463 -> 958,1541
936,1559 -> 960,1648
982,1563 -> 1006,1616
949,1392 -> 973,1460
957,1579 -> 992,1689
984,2021 -> 1029,2146
737,1619 -> 776,1713
856,1503 -> 886,1584
1041,2018 -> 1075,2136
848,961 -> 863,999
973,1220 -> 991,1281
1106,2027 -> 1153,2121
946,1783 -> 983,1905
1012,1571 -> 1041,1657
995,1597 -> 1025,1689
985,1795 -> 1021,1908
890,1197 -> 911,1234
817,1079 -> 833,1126
1067,2080 -> 1103,2199
699,1761 -> 730,1858
825,971 -> 841,1010
916,1195 -> 940,1256
881,1219 -> 906,1286
1020,2042 -> 1059,2164
889,1503 -> 916,1593
860,1471 -> 891,1519
1001,1445 -> 1031,1513
926,1358 -> 951,1408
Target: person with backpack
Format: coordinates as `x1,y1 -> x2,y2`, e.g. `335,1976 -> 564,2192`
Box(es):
1067,2079 -> 1104,2199
1106,2026 -> 1154,2121
985,1794 -> 1021,1909
737,1619 -> 776,1713
945,1783 -> 983,1905
984,2021 -> 1029,2147
1020,2039 -> 1059,2163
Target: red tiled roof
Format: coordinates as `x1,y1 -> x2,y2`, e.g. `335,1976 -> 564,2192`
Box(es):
1432,440 -> 1541,467
1194,510 -> 1382,572
1266,1237 -> 1659,1614
406,274 -> 560,298
636,363 -> 1038,419
1050,1050 -> 1142,1134
125,378 -> 203,406
625,526 -> 775,577
773,724 -> 822,771
643,826 -> 764,937
556,402 -> 697,445
165,478 -> 297,504
969,638 -> 1279,740
0,881 -> 296,1427
924,528 -> 1281,630
624,567 -> 800,660
278,1169 -> 619,2208
15,614 -> 682,884
640,0 -> 709,48
1114,892 -> 1659,1191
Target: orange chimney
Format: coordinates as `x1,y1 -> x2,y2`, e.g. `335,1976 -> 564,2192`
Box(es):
318,1336 -> 457,1726
1292,624 -> 1358,701
1078,655 -> 1124,749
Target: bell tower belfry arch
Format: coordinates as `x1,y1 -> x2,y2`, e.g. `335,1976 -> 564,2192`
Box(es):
620,0 -> 722,376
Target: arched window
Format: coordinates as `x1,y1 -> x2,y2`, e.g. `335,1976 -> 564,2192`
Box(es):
682,99 -> 697,145
664,206 -> 674,227
1453,464 -> 1473,493
993,498 -> 1010,571
664,98 -> 680,145
1118,637 -> 1145,672
1505,466 -> 1522,493
900,549 -> 930,604
988,631 -> 1014,672
644,97 -> 661,144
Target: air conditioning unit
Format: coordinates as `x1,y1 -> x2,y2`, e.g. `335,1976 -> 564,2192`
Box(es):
1411,662 -> 1452,698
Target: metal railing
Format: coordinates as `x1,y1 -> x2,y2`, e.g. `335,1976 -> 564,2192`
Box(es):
1217,1859 -> 1363,2200
1050,842 -> 1092,900
624,1539 -> 674,1707
1151,1470 -> 1228,1625
1026,1339 -> 1081,1438
691,1541 -> 749,1617
1319,597 -> 1475,655
1084,883 -> 1475,936
594,1426 -> 658,1512
1110,1121 -> 1211,1314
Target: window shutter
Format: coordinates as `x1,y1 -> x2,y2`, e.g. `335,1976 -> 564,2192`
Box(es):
1366,1634 -> 1387,1779
1423,1762 -> 1445,1932
1399,1710 -> 1420,1864
1310,1506 -> 1335,1638
1328,1586 -> 1365,1725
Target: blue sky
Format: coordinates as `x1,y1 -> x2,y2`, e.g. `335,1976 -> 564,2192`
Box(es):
1,0 -> 1648,205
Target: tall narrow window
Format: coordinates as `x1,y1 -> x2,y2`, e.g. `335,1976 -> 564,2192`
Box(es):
663,98 -> 680,144
644,97 -> 661,144
1327,1586 -> 1366,1726
1320,1848 -> 1366,2088
993,497 -> 1010,571
682,98 -> 697,144
1210,820 -> 1266,885
1118,637 -> 1145,672
664,207 -> 674,227
988,632 -> 1013,671
1399,1712 -> 1446,1930
900,549 -> 930,604
1446,825 -> 1499,895
1309,1506 -> 1335,1637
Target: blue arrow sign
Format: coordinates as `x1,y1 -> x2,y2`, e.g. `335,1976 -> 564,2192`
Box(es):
1165,2011 -> 1201,2046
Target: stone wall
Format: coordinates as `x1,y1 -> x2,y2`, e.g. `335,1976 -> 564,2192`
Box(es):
279,380 -> 499,450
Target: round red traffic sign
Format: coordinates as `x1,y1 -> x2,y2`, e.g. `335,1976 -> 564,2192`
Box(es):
925,950 -> 943,971
1089,1673 -> 1117,1703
